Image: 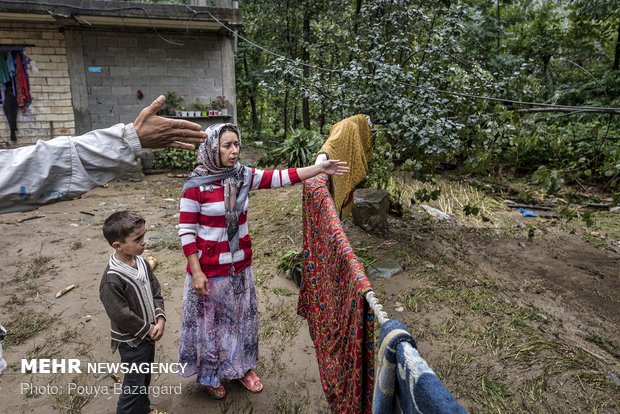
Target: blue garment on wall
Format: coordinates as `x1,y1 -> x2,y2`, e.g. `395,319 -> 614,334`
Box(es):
373,319 -> 468,414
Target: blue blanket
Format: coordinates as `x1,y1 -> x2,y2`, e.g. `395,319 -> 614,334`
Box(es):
373,319 -> 468,414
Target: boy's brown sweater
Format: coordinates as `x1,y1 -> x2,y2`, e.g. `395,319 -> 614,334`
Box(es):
99,259 -> 165,351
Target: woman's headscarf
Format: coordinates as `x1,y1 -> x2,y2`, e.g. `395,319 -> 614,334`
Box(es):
183,123 -> 251,262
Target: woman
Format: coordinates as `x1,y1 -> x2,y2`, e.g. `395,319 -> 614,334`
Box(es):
177,123 -> 348,399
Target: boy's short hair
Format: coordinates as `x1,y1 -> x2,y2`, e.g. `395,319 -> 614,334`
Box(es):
103,210 -> 145,246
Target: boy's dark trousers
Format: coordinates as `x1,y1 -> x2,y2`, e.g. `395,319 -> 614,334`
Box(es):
116,340 -> 155,414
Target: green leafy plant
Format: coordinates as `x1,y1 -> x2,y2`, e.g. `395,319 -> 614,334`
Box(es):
273,287 -> 293,297
532,166 -> 564,195
463,204 -> 481,216
414,188 -> 441,203
581,211 -> 595,227
210,98 -> 223,110
559,207 -> 578,222
152,148 -> 197,170
263,129 -> 323,168
277,249 -> 304,275
163,91 -> 184,114
192,102 -> 207,112
364,130 -> 395,190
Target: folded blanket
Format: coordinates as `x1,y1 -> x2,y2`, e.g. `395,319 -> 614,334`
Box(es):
373,319 -> 468,414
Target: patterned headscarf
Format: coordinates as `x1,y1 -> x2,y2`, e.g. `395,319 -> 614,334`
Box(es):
183,123 -> 251,262
195,123 -> 242,174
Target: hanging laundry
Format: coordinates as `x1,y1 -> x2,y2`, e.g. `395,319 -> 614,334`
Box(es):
298,174 -> 375,414
0,52 -> 10,85
1,49 -> 32,140
3,82 -> 18,141
318,114 -> 372,219
373,319 -> 468,414
14,52 -> 31,112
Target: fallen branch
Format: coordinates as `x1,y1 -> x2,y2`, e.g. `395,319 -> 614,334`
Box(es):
55,284 -> 77,298
505,203 -> 555,211
583,203 -> 612,210
17,214 -> 45,223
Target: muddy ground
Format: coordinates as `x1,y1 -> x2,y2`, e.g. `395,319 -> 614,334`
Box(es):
0,162 -> 618,413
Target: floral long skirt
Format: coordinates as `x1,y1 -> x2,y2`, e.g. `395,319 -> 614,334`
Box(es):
178,267 -> 258,387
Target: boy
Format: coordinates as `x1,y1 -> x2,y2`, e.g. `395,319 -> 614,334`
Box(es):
100,210 -> 166,414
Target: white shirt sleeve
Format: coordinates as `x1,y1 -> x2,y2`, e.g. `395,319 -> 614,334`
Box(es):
0,123 -> 142,214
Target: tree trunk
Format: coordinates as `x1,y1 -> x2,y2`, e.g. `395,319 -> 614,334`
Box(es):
496,0 -> 501,49
242,55 -> 258,132
614,19 -> 620,70
283,89 -> 290,139
302,2 -> 311,129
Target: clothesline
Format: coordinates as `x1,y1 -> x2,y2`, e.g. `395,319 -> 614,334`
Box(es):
314,152 -> 390,326
308,129 -> 467,412
364,290 -> 389,325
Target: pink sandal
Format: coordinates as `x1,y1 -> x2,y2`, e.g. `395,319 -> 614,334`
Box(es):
239,370 -> 263,393
205,384 -> 226,399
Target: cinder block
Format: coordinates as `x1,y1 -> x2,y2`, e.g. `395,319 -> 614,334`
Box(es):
110,67 -> 129,76
134,57 -> 152,67
41,31 -> 63,40
117,96 -> 139,106
108,47 -> 128,56
50,55 -> 67,63
115,56 -> 134,66
97,37 -> 118,47
92,56 -> 115,66
147,48 -> 166,58
148,67 -> 167,76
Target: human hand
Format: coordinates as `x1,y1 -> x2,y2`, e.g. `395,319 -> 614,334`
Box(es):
133,95 -> 206,150
149,318 -> 165,341
192,271 -> 209,296
321,159 -> 349,176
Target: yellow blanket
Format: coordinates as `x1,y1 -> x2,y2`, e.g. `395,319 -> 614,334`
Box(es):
319,114 -> 372,218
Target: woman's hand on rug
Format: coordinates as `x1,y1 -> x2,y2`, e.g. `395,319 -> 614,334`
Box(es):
192,271 -> 209,295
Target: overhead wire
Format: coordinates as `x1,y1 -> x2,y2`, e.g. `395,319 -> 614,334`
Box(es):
192,6 -> 620,113
4,0 -> 617,113
0,0 -> 185,45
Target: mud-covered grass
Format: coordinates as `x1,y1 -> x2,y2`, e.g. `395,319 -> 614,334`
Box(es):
1,171 -> 617,414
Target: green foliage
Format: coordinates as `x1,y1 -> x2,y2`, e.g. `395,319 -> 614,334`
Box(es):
414,188 -> 441,203
152,148 -> 196,170
262,129 -> 323,168
164,91 -> 184,111
532,166 -> 564,195
237,0 -> 620,193
132,0 -> 188,4
277,249 -> 304,275
463,204 -> 481,216
364,130 -> 395,190
273,287 -> 293,297
559,207 -> 578,222
581,211 -> 595,228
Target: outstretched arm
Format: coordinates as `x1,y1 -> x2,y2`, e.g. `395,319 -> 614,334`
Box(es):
0,95 -> 207,214
296,159 -> 349,181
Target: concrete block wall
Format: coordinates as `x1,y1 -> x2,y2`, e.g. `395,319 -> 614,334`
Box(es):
0,23 -> 75,145
80,30 -> 234,130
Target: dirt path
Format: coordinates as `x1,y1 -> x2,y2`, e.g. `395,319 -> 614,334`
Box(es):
0,173 -> 618,413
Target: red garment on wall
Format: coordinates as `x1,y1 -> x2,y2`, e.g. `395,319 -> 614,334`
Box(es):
298,174 -> 374,414
14,53 -> 30,112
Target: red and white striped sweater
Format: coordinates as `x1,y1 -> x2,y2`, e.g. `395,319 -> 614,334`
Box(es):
179,167 -> 301,277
